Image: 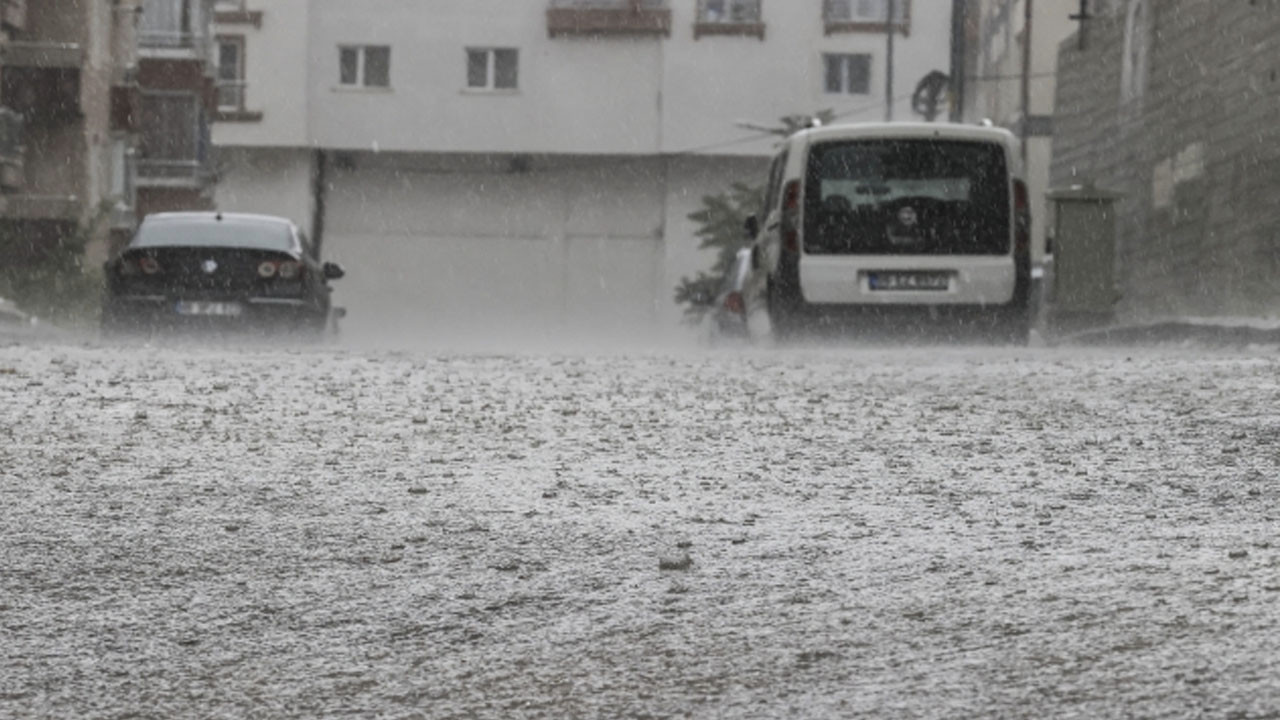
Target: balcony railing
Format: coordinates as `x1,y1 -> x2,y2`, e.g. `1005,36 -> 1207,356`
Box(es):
547,0 -> 671,38
137,91 -> 212,187
693,0 -> 764,39
823,0 -> 910,36
0,42 -> 84,68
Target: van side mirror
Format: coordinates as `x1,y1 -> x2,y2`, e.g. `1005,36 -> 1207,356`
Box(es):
743,215 -> 760,239
323,262 -> 345,280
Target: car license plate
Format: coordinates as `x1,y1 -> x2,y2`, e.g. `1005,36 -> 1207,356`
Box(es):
867,272 -> 951,291
175,300 -> 243,317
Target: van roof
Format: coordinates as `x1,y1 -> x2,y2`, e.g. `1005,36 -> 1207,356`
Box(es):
795,121 -> 1017,147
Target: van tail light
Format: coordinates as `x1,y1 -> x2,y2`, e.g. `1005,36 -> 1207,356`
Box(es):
138,256 -> 161,275
781,179 -> 801,253
723,291 -> 745,316
1013,179 -> 1031,260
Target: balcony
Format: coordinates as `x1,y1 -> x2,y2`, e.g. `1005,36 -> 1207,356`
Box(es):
1,0 -> 25,32
0,41 -> 83,68
823,0 -> 910,36
213,0 -> 262,29
547,0 -> 671,38
139,0 -> 213,57
137,91 -> 212,188
111,0 -> 141,85
0,67 -> 82,126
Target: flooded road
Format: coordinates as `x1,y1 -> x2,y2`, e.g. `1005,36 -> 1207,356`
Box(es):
2,336 -> 1279,718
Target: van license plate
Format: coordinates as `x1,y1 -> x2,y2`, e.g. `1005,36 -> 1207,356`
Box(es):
176,301 -> 243,317
868,272 -> 950,291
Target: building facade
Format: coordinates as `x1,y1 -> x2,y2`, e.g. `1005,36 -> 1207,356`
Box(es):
1050,0 -> 1280,321
0,0 -> 218,267
0,0 -> 140,265
212,0 -> 956,344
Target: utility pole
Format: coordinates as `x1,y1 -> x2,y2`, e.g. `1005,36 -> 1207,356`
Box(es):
949,0 -> 967,122
1020,0 -> 1033,165
885,0 -> 895,121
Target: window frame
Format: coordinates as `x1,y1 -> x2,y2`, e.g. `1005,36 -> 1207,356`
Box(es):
215,35 -> 245,112
822,52 -> 872,95
337,44 -> 392,90
464,47 -> 520,93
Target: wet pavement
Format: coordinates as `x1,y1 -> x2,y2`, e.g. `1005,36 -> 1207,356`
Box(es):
2,335 -> 1279,718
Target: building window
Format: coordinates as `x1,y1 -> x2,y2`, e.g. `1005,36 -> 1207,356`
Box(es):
698,0 -> 760,22
216,36 -> 245,111
824,53 -> 871,94
824,0 -> 910,35
466,48 -> 518,91
213,0 -> 244,9
138,91 -> 210,183
338,45 -> 391,89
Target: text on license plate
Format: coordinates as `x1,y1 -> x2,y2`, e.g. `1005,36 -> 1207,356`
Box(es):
867,272 -> 951,291
175,300 -> 243,317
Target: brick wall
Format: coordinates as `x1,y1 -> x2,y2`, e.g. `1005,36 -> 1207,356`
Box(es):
1050,0 -> 1280,320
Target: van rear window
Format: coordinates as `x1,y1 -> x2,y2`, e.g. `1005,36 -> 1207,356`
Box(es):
805,139 -> 1010,256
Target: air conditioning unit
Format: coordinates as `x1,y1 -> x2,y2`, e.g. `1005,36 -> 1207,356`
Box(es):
1,0 -> 27,32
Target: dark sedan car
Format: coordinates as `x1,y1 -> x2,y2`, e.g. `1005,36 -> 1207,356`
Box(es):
102,212 -> 344,336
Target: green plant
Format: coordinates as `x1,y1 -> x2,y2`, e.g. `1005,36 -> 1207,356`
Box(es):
673,180 -> 763,323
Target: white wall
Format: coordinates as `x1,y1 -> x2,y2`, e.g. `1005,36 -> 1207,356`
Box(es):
308,0 -> 665,154
211,0 -> 310,148
662,2 -> 954,155
318,154 -> 667,347
212,147 -> 313,233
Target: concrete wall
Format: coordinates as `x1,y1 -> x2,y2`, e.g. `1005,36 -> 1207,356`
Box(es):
1050,0 -> 1280,321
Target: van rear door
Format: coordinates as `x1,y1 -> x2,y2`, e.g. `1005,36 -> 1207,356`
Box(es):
803,139 -> 1011,257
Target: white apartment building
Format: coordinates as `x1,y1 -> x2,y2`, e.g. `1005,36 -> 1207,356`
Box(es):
212,0 -> 954,345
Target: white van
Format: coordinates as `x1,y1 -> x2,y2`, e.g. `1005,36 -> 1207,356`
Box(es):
746,122 -> 1032,343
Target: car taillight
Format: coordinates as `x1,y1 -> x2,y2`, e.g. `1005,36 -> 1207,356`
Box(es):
277,261 -> 301,280
781,179 -> 801,253
1013,179 -> 1031,259
723,291 -> 745,316
138,257 -> 161,275
257,261 -> 277,278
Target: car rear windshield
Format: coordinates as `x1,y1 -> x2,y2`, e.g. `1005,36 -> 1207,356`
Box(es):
131,219 -> 295,252
804,139 -> 1011,255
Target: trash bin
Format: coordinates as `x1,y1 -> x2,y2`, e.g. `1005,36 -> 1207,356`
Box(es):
1044,183 -> 1123,335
